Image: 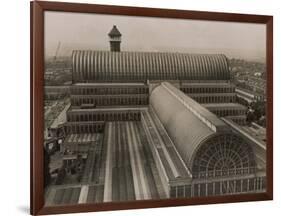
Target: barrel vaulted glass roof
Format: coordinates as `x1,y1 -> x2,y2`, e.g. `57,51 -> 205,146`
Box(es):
72,50 -> 229,82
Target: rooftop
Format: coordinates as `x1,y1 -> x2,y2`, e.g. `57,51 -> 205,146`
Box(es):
72,82 -> 146,87
69,107 -> 147,112
181,82 -> 233,86
50,103 -> 71,129
65,133 -> 101,144
203,103 -> 246,109
72,50 -> 230,82
141,109 -> 192,182
162,82 -> 230,132
108,25 -> 121,37
149,82 -> 234,169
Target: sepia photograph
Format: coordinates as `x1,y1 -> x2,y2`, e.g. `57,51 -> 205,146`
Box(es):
42,9 -> 267,207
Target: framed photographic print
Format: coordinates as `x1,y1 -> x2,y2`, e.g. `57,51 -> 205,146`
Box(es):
31,1 -> 273,215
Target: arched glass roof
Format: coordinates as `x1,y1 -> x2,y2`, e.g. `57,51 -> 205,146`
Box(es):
72,50 -> 229,82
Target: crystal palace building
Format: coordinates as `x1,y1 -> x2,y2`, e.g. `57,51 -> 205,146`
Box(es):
45,25 -> 266,205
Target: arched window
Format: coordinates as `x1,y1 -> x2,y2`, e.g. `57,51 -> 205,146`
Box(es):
192,134 -> 256,179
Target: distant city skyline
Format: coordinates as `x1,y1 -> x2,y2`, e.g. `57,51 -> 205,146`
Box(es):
45,11 -> 266,62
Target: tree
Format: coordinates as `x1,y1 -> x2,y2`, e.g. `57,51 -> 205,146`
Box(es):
55,166 -> 66,185
246,101 -> 266,126
246,110 -> 255,124
252,101 -> 266,120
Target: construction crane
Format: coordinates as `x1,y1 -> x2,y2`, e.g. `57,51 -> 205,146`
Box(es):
53,41 -> 61,62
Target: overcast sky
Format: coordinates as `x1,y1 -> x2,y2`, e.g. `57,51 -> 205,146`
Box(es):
45,11 -> 266,61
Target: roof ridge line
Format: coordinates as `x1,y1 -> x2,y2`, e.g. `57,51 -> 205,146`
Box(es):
161,82 -> 222,133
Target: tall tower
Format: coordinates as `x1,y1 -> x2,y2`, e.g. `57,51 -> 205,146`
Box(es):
108,25 -> 122,52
